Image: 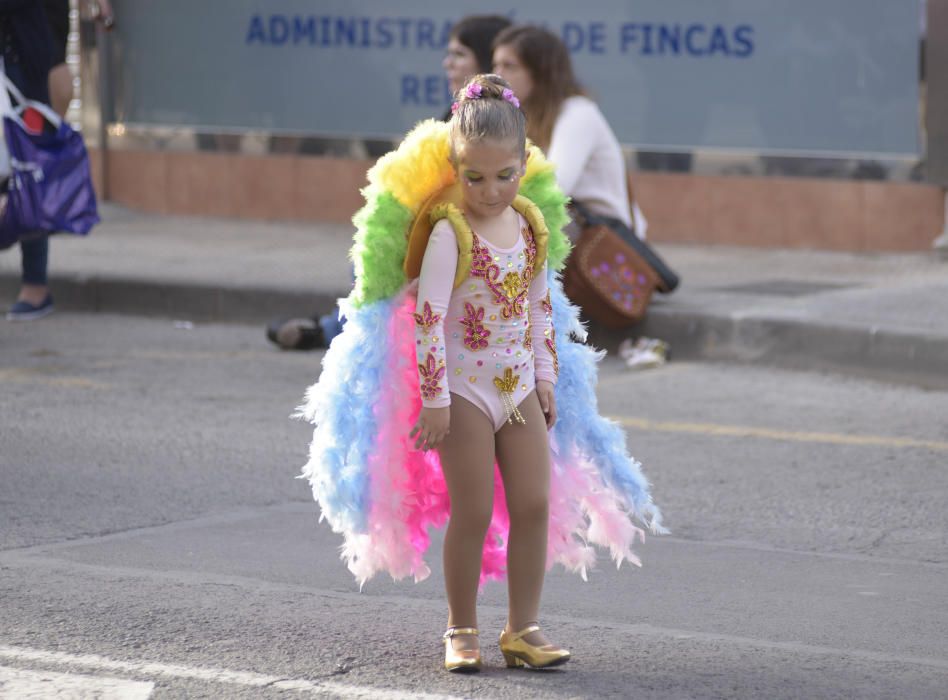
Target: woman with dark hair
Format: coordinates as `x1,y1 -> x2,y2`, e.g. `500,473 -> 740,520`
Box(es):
493,24 -> 646,239
442,15 -> 511,97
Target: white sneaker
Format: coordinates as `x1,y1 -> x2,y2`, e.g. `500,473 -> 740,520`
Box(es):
618,337 -> 669,370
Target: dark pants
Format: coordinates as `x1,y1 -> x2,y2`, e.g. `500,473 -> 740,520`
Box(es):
20,236 -> 49,285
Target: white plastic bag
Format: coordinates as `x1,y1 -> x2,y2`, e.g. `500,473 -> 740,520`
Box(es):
0,57 -> 13,179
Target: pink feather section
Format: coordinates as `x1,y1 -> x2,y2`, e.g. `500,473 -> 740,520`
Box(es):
547,441 -> 645,580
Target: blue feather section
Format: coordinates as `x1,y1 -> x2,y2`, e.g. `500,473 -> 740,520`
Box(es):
296,298 -> 396,535
547,274 -> 666,533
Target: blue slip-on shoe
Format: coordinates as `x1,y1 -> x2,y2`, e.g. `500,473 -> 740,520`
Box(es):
6,295 -> 55,321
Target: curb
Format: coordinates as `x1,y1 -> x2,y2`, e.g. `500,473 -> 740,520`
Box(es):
0,273 -> 339,325
589,308 -> 948,391
4,271 -> 946,390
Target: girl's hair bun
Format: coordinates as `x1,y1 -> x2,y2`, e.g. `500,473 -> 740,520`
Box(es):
449,74 -> 526,158
455,73 -> 509,104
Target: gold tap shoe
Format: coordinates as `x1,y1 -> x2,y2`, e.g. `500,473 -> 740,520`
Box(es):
443,626 -> 482,673
499,624 -> 571,669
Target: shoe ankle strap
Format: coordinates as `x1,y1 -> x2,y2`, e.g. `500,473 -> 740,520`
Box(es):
444,627 -> 479,639
506,624 -> 541,641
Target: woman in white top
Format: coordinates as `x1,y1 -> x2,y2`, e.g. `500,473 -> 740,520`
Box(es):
492,25 -> 647,238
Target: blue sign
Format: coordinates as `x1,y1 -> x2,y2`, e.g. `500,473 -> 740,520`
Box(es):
109,0 -> 921,157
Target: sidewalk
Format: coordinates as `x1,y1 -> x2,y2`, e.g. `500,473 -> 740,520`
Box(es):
2,203 -> 947,389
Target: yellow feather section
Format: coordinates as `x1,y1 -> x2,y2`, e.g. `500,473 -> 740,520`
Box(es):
370,119 -> 455,213
523,140 -> 554,183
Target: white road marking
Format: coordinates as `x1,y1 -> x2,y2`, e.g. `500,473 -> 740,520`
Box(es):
0,665 -> 154,699
0,646 -> 465,700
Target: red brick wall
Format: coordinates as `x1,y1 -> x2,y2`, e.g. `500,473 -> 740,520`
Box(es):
89,149 -> 945,251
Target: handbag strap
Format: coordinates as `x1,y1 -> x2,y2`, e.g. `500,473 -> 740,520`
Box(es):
2,72 -> 63,131
572,198 -> 680,293
571,199 -> 637,241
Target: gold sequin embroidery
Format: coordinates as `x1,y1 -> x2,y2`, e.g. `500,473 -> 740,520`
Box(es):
493,368 -> 526,425
545,328 -> 559,378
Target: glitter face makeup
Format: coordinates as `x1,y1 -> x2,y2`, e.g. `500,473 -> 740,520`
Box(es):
454,138 -> 524,221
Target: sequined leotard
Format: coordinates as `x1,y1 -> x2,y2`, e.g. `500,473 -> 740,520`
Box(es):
414,212 -> 558,431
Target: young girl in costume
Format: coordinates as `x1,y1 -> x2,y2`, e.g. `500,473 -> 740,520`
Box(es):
298,75 -> 666,673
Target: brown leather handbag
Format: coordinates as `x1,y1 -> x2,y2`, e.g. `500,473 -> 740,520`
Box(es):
562,202 -> 679,328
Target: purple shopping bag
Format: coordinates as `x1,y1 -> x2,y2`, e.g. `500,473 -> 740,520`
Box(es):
0,98 -> 99,250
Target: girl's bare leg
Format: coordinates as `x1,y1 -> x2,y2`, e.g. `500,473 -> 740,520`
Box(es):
437,393 -> 496,652
495,391 -> 553,645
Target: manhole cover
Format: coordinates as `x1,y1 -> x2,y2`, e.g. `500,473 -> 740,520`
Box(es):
714,280 -> 856,297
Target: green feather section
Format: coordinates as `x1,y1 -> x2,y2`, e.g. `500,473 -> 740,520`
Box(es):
348,187 -> 414,308
519,169 -> 571,271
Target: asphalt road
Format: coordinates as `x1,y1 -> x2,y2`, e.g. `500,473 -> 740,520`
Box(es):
1,313 -> 947,699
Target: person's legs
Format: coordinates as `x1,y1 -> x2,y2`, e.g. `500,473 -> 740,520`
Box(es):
48,63 -> 72,118
18,235 -> 50,305
318,310 -> 345,344
267,315 -> 323,350
436,393 -> 496,654
266,306 -> 346,350
43,0 -> 71,116
495,391 -> 554,646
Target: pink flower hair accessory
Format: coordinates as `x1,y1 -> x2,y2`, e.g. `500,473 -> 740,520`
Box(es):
452,83 -> 519,114
502,88 -> 520,109
464,83 -> 483,99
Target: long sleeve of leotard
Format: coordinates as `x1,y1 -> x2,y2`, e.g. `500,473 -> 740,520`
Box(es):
414,219 -> 458,408
528,261 -> 558,385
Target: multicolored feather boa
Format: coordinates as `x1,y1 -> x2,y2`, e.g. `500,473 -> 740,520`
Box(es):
298,119 -> 666,587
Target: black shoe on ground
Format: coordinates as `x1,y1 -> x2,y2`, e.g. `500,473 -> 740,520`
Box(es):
266,317 -> 325,350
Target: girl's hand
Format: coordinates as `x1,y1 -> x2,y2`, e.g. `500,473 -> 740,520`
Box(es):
536,380 -> 557,429
410,406 -> 451,451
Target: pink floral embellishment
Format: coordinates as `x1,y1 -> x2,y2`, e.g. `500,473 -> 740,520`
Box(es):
464,83 -> 483,99
418,352 -> 446,401
502,88 -> 520,109
541,290 -> 553,315
413,300 -> 441,333
470,236 -> 497,280
460,302 -> 490,351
